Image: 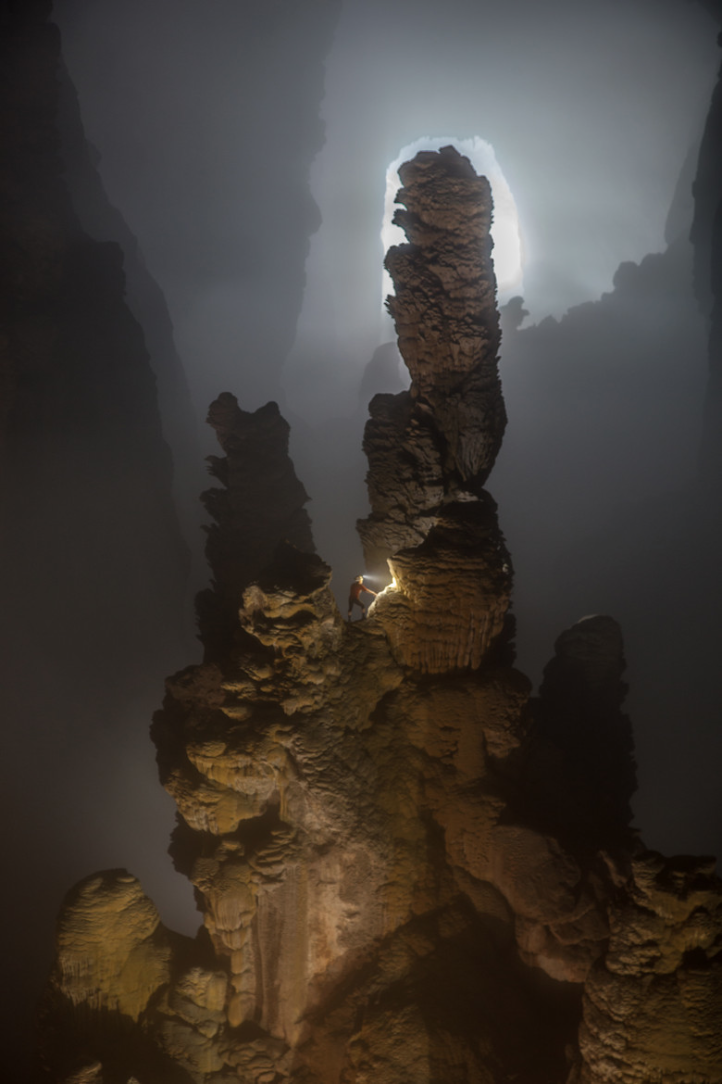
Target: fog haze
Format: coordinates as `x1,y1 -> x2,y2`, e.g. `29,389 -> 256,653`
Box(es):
56,0 -> 717,415
2,1 -> 719,1077
51,0 -> 723,905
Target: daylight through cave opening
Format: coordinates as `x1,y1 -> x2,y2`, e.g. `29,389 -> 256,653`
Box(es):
381,136 -> 524,316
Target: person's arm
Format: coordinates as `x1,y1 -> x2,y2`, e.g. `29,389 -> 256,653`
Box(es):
361,585 -> 377,598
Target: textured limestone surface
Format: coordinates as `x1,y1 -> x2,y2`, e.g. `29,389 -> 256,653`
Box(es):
38,149 -> 720,1084
358,145 -> 506,578
51,871 -> 173,1022
574,852 -> 721,1083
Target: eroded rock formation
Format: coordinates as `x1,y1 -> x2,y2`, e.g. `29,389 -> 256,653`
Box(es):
576,852 -> 720,1084
194,392 -> 315,660
38,148 -> 720,1083
360,146 -> 511,676
359,146 -> 506,579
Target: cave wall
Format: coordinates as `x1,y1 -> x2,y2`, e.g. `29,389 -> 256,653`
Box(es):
53,52 -> 203,558
0,3 -> 192,1075
53,0 -> 343,418
491,207 -> 720,858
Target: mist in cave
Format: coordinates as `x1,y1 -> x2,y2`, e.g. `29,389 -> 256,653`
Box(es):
0,0 -> 719,1077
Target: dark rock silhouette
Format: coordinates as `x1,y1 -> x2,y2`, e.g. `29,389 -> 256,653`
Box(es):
196,392 -> 315,662
690,68 -> 721,484
55,54 -> 203,558
513,615 -> 638,857
0,5 -> 194,1076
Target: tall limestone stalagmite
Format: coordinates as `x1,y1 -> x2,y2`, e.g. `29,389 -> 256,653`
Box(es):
38,148 -> 720,1083
360,147 -> 510,674
359,148 -> 506,565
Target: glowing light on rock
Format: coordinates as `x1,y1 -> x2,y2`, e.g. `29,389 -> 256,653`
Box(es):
381,136 -> 524,311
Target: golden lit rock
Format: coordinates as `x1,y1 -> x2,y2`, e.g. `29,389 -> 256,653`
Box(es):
51,871 -> 172,1022
374,501 -> 512,673
576,853 -> 721,1083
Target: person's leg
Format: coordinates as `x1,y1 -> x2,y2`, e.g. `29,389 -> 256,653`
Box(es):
348,597 -> 365,621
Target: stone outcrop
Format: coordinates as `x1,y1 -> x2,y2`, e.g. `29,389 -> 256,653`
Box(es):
37,149 -> 720,1083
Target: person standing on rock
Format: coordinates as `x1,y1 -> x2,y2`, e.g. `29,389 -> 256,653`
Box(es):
347,575 -> 377,621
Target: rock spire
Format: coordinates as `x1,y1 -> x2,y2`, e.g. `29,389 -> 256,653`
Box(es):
359,145 -> 506,576
360,145 -> 511,674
